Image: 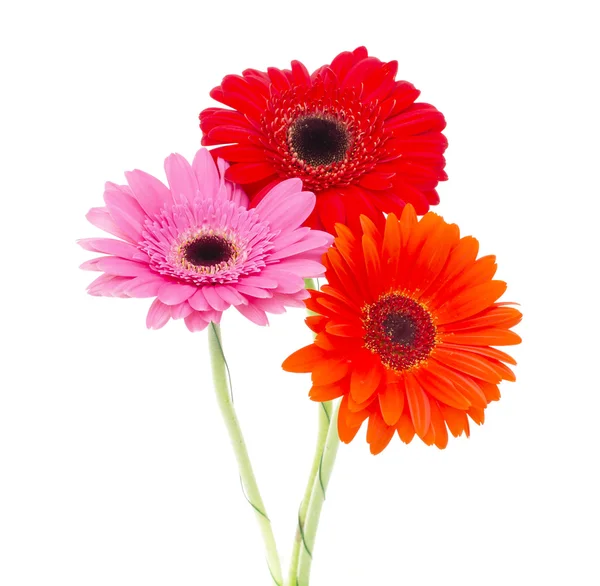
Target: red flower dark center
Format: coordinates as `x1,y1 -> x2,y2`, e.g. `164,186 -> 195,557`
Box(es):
363,293 -> 437,371
288,115 -> 350,167
183,235 -> 234,267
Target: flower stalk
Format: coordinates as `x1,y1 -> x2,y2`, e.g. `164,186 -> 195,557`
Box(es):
286,400 -> 332,586
295,403 -> 341,586
208,322 -> 283,586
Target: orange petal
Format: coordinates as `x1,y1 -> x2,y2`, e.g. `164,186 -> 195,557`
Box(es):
282,344 -> 325,373
434,346 -> 503,384
434,255 -> 498,306
408,222 -> 454,294
421,236 -> 479,302
317,294 -> 359,323
362,233 -> 381,301
479,381 -> 501,402
438,403 -> 470,437
429,400 -> 449,449
436,281 -> 508,325
414,367 -> 472,410
359,214 -> 383,248
350,358 -> 383,404
338,395 -> 367,443
381,213 -> 401,290
440,328 -> 522,346
309,382 -> 346,402
442,343 -> 517,366
320,284 -> 361,311
305,315 -> 328,333
367,411 -> 396,455
468,406 -> 485,425
396,412 -> 416,444
399,204 -> 418,251
441,306 -> 522,332
314,331 -> 336,351
325,322 -> 365,338
428,359 -> 488,408
311,359 -> 349,385
405,374 -> 431,438
378,382 -> 405,426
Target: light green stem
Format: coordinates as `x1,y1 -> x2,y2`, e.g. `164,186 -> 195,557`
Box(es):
208,322 -> 283,586
295,403 -> 340,586
286,401 -> 332,586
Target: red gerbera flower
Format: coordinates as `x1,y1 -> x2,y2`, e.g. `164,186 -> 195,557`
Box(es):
199,47 -> 448,233
282,206 -> 522,454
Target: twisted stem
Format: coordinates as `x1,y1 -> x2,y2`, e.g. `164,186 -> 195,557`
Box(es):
295,403 -> 340,586
287,400 -> 332,586
208,322 -> 283,585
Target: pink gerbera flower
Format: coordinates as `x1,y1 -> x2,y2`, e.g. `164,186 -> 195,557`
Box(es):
80,148 -> 333,331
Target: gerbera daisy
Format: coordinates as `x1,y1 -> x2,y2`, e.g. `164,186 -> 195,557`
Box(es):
199,46 -> 447,233
80,148 -> 333,331
282,206 -> 522,454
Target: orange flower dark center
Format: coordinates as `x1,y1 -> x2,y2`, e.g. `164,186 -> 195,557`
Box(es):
288,114 -> 350,167
183,235 -> 234,267
363,293 -> 437,371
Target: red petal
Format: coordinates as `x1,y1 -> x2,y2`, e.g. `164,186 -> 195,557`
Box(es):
225,162 -> 276,184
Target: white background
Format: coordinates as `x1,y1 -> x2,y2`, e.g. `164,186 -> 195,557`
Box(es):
1,1 -> 598,584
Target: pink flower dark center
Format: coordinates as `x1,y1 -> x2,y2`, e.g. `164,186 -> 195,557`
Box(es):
363,293 -> 437,372
183,235 -> 233,267
288,115 -> 350,167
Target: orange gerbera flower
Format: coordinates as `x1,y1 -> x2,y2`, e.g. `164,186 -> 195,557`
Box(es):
282,206 -> 522,454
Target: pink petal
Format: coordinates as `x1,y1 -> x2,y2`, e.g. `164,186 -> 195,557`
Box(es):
191,149 -> 220,197
249,296 -> 287,314
281,291 -> 309,307
271,227 -> 312,250
77,238 -> 148,262
92,257 -> 153,277
204,309 -> 222,324
85,207 -> 132,242
80,258 -> 103,271
240,275 -> 278,288
260,268 -> 305,293
164,153 -> 199,205
203,286 -> 230,311
268,231 -> 333,261
254,178 -> 303,218
157,282 -> 198,305
117,276 -> 164,298
184,311 -> 210,332
87,274 -> 132,297
257,183 -> 316,232
214,285 -> 247,306
236,284 -> 273,299
189,289 -> 210,311
235,303 -> 269,326
146,298 -> 171,329
125,169 -> 173,217
103,182 -> 146,243
170,302 -> 194,320
270,258 -> 326,277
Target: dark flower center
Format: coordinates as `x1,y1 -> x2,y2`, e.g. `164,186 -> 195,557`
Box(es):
288,115 -> 350,167
183,235 -> 233,267
382,313 -> 417,346
363,293 -> 437,372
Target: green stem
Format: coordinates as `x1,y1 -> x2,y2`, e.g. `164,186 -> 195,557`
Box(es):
208,322 -> 283,586
286,401 -> 332,586
295,403 -> 340,586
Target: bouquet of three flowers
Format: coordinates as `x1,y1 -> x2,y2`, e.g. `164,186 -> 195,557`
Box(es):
80,47 -> 521,585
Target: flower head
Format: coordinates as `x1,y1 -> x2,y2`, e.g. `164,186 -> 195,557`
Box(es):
199,46 -> 447,233
282,207 -> 521,454
80,149 -> 333,332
